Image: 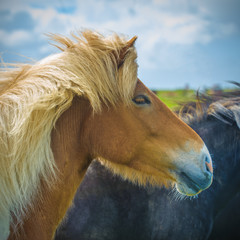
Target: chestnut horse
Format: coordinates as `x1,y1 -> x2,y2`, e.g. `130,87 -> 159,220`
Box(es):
0,31 -> 213,240
54,90 -> 240,240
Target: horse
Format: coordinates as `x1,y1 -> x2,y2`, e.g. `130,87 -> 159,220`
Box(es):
54,90 -> 240,240
0,30 -> 213,240
209,192 -> 240,239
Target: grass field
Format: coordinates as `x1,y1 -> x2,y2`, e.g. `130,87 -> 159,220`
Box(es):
155,89 -> 196,110
155,87 -> 238,110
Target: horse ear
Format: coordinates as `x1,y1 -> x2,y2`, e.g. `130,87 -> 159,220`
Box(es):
117,36 -> 137,68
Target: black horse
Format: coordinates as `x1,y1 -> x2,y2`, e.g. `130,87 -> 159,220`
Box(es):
208,192 -> 240,239
55,91 -> 240,240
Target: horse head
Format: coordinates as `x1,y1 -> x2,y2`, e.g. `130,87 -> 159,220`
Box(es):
79,34 -> 213,196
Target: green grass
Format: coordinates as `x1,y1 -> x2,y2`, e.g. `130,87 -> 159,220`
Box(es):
155,89 -> 196,110
153,86 -> 239,110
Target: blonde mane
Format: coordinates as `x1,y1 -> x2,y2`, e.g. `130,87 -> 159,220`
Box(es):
0,30 -> 138,225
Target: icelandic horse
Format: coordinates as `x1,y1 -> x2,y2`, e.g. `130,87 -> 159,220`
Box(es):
54,90 -> 240,240
0,30 -> 213,240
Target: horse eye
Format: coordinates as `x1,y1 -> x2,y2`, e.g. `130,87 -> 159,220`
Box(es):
132,95 -> 151,105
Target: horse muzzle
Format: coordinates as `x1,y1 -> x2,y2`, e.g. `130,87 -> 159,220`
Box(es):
173,144 -> 213,196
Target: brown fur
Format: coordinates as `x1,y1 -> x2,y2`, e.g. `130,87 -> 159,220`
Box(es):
1,31 -> 207,240
9,81 -> 204,239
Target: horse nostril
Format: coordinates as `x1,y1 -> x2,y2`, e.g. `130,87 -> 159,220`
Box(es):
206,163 -> 211,172
205,155 -> 210,163
205,156 -> 213,174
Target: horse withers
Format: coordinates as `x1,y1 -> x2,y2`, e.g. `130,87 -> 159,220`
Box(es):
0,31 -> 212,240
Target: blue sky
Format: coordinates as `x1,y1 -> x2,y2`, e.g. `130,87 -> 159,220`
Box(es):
0,0 -> 239,90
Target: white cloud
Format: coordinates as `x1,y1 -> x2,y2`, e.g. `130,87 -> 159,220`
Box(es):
4,0 -> 236,50
1,0 -> 239,89
219,23 -> 238,36
0,30 -> 32,47
16,0 -> 238,72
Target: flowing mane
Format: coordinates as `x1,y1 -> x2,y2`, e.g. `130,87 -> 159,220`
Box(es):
0,31 -> 138,223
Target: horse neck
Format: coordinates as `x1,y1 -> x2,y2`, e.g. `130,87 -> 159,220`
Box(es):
192,118 -> 240,216
9,97 -> 93,240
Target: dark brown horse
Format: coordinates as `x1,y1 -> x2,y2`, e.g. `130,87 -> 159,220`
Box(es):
54,90 -> 240,240
0,31 -> 212,240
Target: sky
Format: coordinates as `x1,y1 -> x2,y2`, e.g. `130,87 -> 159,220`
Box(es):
0,0 -> 240,90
